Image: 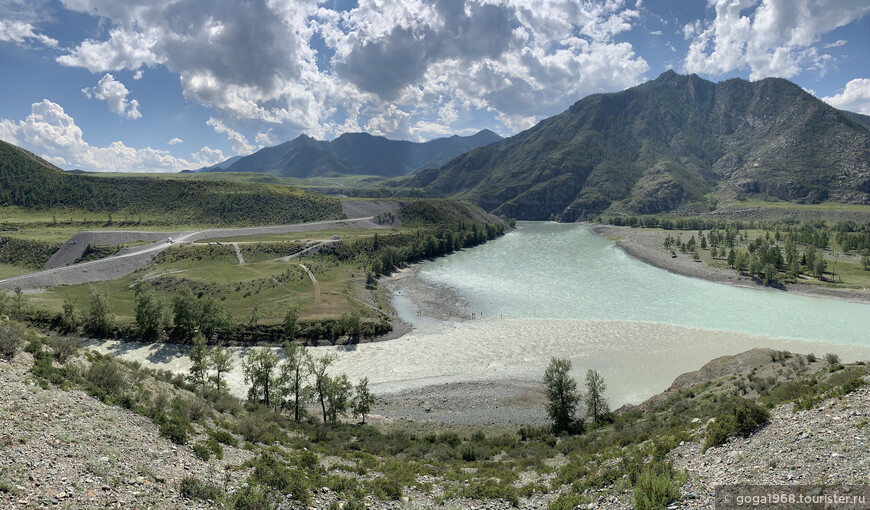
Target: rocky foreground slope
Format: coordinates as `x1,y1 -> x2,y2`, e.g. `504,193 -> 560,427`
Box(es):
1,343 -> 867,509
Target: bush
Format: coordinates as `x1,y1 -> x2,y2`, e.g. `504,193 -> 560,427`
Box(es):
0,320 -> 26,358
47,336 -> 79,363
85,357 -> 126,400
456,478 -> 519,507
825,353 -> 841,365
705,401 -> 769,450
460,444 -> 478,462
248,453 -> 310,504
159,414 -> 191,445
231,484 -> 278,510
192,443 -> 211,461
209,428 -> 239,447
633,461 -> 683,510
179,476 -> 224,502
549,492 -> 586,510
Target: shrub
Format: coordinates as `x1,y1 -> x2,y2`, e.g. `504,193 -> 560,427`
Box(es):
209,428 -> 239,447
369,477 -> 403,501
460,444 -> 478,462
0,320 -> 26,358
184,395 -> 210,422
248,453 -> 309,504
231,484 -> 278,510
160,414 -> 190,445
705,401 -> 769,450
47,336 -> 80,363
825,353 -> 841,365
179,476 -> 224,502
85,357 -> 126,400
549,492 -> 586,510
192,443 -> 211,461
633,461 -> 683,510
456,479 -> 519,507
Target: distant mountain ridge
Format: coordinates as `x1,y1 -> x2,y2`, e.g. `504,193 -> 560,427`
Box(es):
406,71 -> 870,220
211,130 -> 502,178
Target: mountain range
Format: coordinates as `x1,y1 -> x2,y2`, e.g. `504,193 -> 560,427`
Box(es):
405,71 -> 870,220
207,130 -> 502,178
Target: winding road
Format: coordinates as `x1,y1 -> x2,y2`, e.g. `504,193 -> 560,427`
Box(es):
0,216 -> 381,292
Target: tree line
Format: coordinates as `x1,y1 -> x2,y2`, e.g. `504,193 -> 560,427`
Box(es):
188,338 -> 375,426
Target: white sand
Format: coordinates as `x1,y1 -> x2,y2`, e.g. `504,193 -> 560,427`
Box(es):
85,318 -> 870,409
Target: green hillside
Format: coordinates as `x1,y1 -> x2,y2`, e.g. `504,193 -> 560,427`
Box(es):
0,140 -> 343,226
405,72 -> 870,220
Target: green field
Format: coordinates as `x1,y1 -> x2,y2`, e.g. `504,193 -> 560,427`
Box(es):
84,171 -> 393,190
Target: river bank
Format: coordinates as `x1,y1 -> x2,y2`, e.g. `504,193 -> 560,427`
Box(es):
592,224 -> 870,304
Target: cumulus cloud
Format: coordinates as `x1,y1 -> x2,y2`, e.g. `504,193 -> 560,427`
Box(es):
53,0 -> 652,142
0,99 -> 205,172
168,137 -> 183,145
0,19 -> 57,47
191,146 -> 226,167
206,117 -> 254,155
82,74 -> 142,119
684,0 -> 870,80
822,78 -> 870,114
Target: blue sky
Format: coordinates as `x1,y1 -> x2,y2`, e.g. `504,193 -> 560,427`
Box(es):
0,0 -> 868,172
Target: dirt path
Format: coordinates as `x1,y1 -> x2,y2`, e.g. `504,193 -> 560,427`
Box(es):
299,264 -> 321,302
277,240 -> 338,261
232,243 -> 244,265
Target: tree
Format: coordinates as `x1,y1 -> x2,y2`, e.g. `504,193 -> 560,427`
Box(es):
188,335 -> 211,389
326,374 -> 353,425
59,297 -> 81,334
199,297 -> 230,339
308,353 -> 336,424
352,377 -> 375,424
277,341 -> 310,422
242,347 -> 280,408
210,345 -> 234,394
283,305 -> 300,339
543,357 -> 580,433
135,286 -> 166,340
584,369 -> 609,423
86,289 -> 114,337
172,286 -> 200,342
12,287 -> 27,321
813,256 -> 827,278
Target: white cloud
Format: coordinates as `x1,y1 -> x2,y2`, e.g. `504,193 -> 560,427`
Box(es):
0,100 -> 201,172
191,146 -> 226,167
684,0 -> 870,80
254,131 -> 274,147
206,117 -> 254,155
55,0 -> 651,142
133,70 -> 144,80
168,137 -> 183,145
650,30 -> 662,36
822,78 -> 870,114
82,73 -> 142,119
0,19 -> 57,47
825,39 -> 847,48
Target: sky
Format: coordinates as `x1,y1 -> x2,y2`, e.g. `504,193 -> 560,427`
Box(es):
0,0 -> 868,173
